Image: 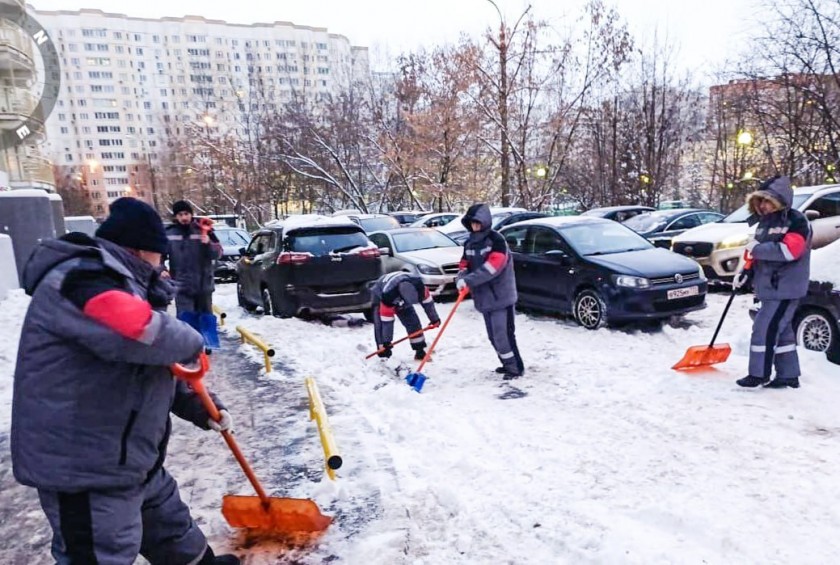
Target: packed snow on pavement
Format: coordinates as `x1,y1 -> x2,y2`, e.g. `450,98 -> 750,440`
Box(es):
1,275 -> 839,563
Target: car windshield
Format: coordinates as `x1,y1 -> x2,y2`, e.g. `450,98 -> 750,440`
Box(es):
392,230 -> 459,252
288,228 -> 370,256
724,194 -> 811,222
359,216 -> 401,232
623,212 -> 669,234
561,222 -> 653,256
215,229 -> 250,247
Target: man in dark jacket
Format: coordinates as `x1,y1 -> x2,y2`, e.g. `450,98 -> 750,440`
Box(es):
11,197 -> 238,564
734,176 -> 811,389
372,272 -> 441,360
455,203 -> 524,378
165,200 -> 223,317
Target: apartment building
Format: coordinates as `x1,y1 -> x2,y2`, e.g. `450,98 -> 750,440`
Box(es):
1,0 -> 54,192
34,8 -> 370,217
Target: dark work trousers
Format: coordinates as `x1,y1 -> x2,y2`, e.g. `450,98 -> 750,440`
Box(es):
749,298 -> 800,379
483,305 -> 524,374
373,301 -> 427,351
175,292 -> 213,317
36,467 -> 207,565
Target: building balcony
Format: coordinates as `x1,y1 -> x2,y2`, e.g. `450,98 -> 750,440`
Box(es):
6,153 -> 55,189
0,21 -> 36,73
0,86 -> 38,123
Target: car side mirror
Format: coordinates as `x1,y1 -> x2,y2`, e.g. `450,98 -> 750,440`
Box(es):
545,249 -> 572,264
239,247 -> 247,256
378,247 -> 391,257
805,210 -> 821,221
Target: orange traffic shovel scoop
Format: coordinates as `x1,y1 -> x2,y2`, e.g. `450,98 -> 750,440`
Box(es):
672,288 -> 735,370
171,353 -> 332,534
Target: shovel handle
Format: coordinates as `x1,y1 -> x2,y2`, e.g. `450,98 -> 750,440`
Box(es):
416,287 -> 468,373
172,355 -> 271,507
365,323 -> 437,360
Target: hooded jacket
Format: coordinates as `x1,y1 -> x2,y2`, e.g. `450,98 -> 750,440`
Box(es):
456,204 -> 518,313
165,220 -> 222,297
11,234 -> 219,491
746,176 -> 811,300
372,272 -> 440,344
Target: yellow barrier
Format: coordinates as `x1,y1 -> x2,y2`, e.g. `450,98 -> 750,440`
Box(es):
235,325 -> 275,372
212,304 -> 226,326
305,377 -> 342,480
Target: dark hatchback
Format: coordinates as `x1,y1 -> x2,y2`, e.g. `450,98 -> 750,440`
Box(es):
623,208 -> 724,249
580,205 -> 656,223
236,216 -> 382,318
500,216 -> 707,329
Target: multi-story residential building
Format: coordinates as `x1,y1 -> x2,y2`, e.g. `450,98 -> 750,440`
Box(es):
0,0 -> 54,192
34,8 -> 370,218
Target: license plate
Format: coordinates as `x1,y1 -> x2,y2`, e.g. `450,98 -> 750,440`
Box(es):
667,286 -> 699,300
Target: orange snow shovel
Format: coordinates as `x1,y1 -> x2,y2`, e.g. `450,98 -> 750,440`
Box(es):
365,323 -> 439,360
171,353 -> 332,533
672,251 -> 753,370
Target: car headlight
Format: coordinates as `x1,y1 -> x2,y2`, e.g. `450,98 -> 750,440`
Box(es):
614,275 -> 650,288
417,264 -> 442,275
717,235 -> 749,250
697,264 -> 706,280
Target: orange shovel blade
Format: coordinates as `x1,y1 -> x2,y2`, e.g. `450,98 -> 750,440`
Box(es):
672,344 -> 732,370
221,495 -> 332,533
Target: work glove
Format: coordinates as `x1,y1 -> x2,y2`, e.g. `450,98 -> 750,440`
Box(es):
744,239 -> 759,255
428,319 -> 441,329
208,409 -> 234,433
456,279 -> 468,292
732,269 -> 753,290
377,343 -> 392,359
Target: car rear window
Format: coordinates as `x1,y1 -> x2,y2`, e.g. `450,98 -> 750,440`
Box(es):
288,228 -> 371,257
359,216 -> 401,232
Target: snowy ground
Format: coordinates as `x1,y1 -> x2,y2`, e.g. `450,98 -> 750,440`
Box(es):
1,282 -> 839,564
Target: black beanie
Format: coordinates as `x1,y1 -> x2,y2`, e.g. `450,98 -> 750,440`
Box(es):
172,200 -> 193,216
95,197 -> 169,254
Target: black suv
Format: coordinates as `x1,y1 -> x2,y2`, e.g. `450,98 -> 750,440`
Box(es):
236,216 -> 383,318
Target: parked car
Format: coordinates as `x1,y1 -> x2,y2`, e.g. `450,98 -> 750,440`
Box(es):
387,210 -> 431,226
623,208 -> 725,249
368,227 -> 463,297
409,212 -> 460,228
672,183 -> 840,283
499,216 -> 707,329
748,238 -> 840,354
344,213 -> 401,233
236,215 -> 382,318
213,225 -> 252,282
64,215 -> 98,236
437,207 -> 528,244
580,205 -> 656,223
492,211 -> 549,230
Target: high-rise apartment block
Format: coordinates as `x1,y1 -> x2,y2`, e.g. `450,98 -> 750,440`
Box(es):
34,8 -> 370,217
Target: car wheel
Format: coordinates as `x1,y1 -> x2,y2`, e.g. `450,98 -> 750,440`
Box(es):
795,308 -> 836,353
261,286 -> 275,317
237,282 -> 253,311
574,289 -> 607,330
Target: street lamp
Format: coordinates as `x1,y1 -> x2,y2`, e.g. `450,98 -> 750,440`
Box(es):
534,166 -> 547,179
737,130 -> 753,146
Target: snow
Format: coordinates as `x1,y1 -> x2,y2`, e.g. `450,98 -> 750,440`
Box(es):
810,239 -> 840,288
0,291 -> 29,430
0,189 -> 50,199
1,284 -> 839,563
264,214 -> 359,233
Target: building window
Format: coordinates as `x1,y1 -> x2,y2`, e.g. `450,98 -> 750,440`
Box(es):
60,126 -> 69,134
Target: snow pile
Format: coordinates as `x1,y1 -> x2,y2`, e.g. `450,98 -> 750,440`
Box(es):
810,238 -> 840,288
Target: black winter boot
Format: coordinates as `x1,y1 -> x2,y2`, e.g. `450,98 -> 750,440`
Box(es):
414,348 -> 427,361
736,375 -> 770,388
495,366 -> 507,374
198,546 -> 241,565
764,377 -> 800,389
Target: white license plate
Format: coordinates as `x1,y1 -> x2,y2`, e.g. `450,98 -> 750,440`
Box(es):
667,286 -> 699,300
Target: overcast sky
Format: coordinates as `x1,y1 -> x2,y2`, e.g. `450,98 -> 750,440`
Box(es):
29,0 -> 760,79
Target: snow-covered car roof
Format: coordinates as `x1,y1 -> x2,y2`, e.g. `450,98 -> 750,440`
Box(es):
263,214 -> 361,233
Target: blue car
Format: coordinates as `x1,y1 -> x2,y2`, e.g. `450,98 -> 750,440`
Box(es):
500,216 -> 707,329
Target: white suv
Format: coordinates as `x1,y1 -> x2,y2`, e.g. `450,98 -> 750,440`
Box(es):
671,183 -> 840,283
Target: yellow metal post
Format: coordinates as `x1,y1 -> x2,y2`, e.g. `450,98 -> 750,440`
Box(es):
212,304 -> 226,326
305,377 -> 342,480
234,325 -> 275,372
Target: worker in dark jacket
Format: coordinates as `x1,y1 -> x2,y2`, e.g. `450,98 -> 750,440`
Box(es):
165,200 -> 223,317
455,203 -> 524,378
11,197 -> 238,564
734,176 -> 811,389
373,272 -> 441,360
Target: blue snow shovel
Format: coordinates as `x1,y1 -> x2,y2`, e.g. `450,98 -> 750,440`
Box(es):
177,311 -> 220,350
405,287 -> 468,392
